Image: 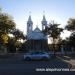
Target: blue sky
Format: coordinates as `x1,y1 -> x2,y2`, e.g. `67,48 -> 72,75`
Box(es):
0,0 -> 75,39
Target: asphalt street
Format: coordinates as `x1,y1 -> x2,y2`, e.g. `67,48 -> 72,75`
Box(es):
0,53 -> 73,75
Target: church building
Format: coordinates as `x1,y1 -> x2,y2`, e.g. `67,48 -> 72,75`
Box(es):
26,14 -> 49,52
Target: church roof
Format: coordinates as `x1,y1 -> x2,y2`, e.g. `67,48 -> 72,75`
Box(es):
27,27 -> 47,40
34,27 -> 41,32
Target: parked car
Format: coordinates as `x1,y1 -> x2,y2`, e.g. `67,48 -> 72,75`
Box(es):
23,51 -> 50,61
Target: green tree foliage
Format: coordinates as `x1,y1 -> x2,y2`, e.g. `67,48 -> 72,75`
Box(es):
12,29 -> 25,41
0,13 -> 16,34
43,21 -> 63,55
65,18 -> 75,32
65,18 -> 75,48
11,29 -> 26,52
44,21 -> 63,42
0,8 -> 16,45
68,33 -> 75,47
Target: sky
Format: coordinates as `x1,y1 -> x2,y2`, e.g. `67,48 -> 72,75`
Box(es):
0,0 -> 75,40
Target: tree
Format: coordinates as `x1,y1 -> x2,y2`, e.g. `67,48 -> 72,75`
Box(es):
12,29 -> 25,41
65,18 -> 75,32
65,18 -> 75,50
69,34 -> 75,46
0,13 -> 16,34
11,29 -> 26,51
43,21 -> 63,55
0,7 -> 16,53
0,8 -> 16,44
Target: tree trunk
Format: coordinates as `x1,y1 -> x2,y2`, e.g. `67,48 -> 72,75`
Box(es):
53,38 -> 56,56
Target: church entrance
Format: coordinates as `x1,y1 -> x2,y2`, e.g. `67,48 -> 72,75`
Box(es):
26,39 -> 49,52
35,40 -> 41,50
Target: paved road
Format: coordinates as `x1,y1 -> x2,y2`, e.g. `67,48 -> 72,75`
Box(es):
0,53 -> 72,75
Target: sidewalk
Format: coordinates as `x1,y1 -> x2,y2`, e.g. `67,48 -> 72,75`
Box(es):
57,55 -> 75,69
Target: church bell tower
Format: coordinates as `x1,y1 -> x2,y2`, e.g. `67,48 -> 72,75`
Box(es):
27,14 -> 33,35
41,12 -> 47,31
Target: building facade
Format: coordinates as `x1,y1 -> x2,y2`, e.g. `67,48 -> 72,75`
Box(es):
26,14 -> 49,52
